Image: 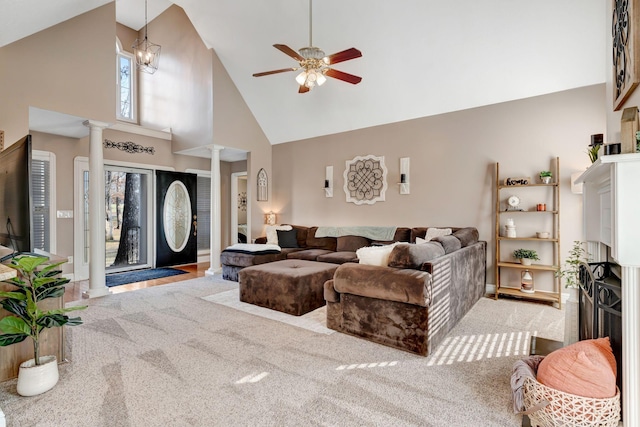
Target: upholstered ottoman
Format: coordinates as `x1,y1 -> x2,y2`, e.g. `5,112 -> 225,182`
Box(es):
239,259 -> 338,316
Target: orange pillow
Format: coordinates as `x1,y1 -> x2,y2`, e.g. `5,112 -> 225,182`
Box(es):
537,337 -> 616,398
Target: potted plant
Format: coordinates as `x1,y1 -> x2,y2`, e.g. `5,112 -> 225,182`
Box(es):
587,145 -> 600,163
556,241 -> 590,299
539,171 -> 552,184
513,249 -> 539,265
0,255 -> 86,396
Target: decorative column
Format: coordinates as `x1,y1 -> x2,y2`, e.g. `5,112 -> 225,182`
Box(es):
206,145 -> 224,275
83,120 -> 110,298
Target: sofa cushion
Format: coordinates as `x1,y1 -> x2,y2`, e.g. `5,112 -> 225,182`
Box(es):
537,337 -> 617,398
287,248 -> 333,261
332,263 -> 432,307
306,227 -> 338,251
387,242 -> 445,270
432,235 -> 462,254
452,227 -> 479,247
356,243 -> 399,266
317,251 -> 359,264
290,225 -> 309,248
337,235 -> 371,252
277,229 -> 299,248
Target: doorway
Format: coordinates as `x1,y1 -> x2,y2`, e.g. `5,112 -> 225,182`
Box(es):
105,167 -> 152,273
73,159 -> 153,280
231,172 -> 249,244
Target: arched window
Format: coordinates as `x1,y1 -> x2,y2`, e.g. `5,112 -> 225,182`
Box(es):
116,38 -> 137,122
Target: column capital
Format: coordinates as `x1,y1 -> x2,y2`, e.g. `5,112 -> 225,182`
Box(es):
205,144 -> 225,153
83,120 -> 111,129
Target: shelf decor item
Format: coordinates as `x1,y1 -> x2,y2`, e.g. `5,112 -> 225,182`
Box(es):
521,270 -> 534,293
513,249 -> 539,265
539,171 -> 552,184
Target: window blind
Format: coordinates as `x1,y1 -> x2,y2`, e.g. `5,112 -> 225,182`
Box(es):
197,176 -> 211,250
31,159 -> 50,252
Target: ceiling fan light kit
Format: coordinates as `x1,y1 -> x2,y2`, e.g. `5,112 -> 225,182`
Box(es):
253,0 -> 362,93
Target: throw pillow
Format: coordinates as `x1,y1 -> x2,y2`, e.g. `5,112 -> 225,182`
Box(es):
266,225 -> 292,245
356,243 -> 400,266
537,337 -> 617,398
276,229 -> 298,248
424,227 -> 452,242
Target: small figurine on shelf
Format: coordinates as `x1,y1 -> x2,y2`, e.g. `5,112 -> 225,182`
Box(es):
521,270 -> 534,293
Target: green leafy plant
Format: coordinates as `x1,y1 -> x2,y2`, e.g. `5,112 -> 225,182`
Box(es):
513,249 -> 540,260
587,145 -> 600,163
539,171 -> 552,178
0,256 -> 86,365
556,241 -> 590,288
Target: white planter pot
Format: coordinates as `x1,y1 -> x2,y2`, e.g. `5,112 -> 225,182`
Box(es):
520,258 -> 533,266
16,355 -> 59,397
567,286 -> 580,303
541,176 -> 552,184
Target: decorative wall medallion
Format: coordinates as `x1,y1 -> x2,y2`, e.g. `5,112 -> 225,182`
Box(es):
104,139 -> 155,155
612,0 -> 640,110
257,168 -> 268,201
238,192 -> 247,211
343,155 -> 387,205
163,180 -> 192,252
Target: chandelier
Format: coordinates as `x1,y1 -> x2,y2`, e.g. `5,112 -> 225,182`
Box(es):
132,0 -> 161,74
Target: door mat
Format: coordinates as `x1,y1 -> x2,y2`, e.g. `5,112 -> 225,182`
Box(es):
106,267 -> 188,287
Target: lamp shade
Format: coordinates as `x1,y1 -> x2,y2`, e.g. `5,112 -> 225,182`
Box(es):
265,211 -> 276,226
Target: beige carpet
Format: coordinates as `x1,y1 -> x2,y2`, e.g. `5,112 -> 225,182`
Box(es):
0,275 -> 564,426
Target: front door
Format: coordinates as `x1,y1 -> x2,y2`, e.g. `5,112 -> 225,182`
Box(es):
156,170 -> 197,267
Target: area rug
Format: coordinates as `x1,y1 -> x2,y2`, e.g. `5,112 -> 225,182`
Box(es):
0,275 -> 565,426
105,267 -> 187,287
202,288 -> 334,335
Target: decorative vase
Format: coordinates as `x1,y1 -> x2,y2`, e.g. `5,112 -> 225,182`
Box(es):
16,355 -> 59,397
520,258 -> 532,266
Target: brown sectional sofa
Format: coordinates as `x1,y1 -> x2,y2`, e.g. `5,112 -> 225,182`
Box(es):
220,225 -> 486,356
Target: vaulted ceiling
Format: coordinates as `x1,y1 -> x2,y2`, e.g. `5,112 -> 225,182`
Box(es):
1,0 -> 607,145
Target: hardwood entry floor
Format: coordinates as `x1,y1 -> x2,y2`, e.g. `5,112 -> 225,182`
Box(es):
64,262 -> 210,304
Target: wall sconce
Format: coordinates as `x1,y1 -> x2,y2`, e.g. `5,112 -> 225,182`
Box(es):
521,270 -> 534,294
399,157 -> 410,195
265,211 -> 276,226
324,166 -> 333,198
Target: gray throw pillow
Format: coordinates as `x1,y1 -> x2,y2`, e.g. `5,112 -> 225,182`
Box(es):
276,229 -> 299,248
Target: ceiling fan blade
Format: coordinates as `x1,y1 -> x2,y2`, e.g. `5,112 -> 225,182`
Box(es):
298,85 -> 310,94
325,68 -> 362,85
324,48 -> 362,65
253,68 -> 296,77
273,44 -> 304,62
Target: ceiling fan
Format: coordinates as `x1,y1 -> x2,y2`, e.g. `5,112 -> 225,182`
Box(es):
252,0 -> 362,93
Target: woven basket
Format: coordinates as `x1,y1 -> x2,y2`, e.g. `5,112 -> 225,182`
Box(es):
523,376 -> 620,427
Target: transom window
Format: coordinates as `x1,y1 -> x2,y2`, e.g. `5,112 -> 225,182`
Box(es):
116,38 -> 136,122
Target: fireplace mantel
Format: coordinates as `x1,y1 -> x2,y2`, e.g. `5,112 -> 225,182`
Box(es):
576,152 -> 640,425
